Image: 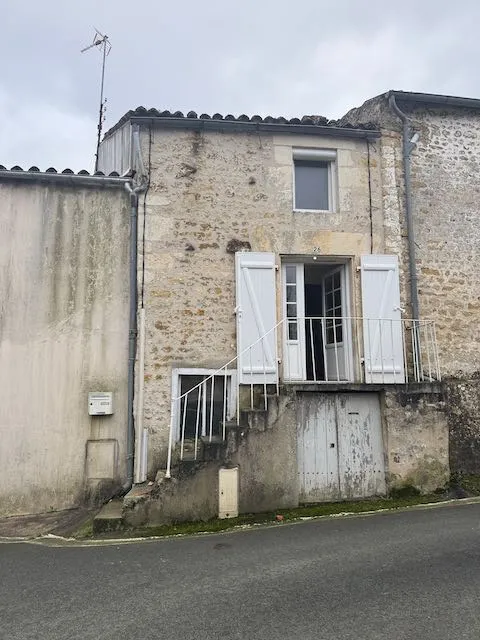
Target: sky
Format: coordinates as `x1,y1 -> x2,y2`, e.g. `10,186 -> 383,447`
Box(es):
1,0 -> 479,172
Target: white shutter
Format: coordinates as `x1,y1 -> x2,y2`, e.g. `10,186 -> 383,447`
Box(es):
235,252 -> 278,384
360,255 -> 405,384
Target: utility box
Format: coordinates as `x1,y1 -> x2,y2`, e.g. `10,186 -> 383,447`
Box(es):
88,392 -> 114,416
218,467 -> 239,519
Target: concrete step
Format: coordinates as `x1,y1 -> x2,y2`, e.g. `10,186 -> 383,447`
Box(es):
201,436 -> 227,461
93,499 -> 124,534
241,408 -> 268,432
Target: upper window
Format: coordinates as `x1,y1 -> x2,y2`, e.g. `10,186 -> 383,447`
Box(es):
293,148 -> 336,212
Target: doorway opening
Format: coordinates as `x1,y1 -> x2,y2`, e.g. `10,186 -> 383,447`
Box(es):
282,258 -> 353,382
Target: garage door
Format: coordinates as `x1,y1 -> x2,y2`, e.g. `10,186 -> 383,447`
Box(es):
297,393 -> 386,502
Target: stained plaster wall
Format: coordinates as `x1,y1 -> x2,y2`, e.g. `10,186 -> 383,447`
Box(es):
0,181 -> 130,516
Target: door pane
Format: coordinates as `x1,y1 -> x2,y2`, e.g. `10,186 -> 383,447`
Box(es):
286,284 -> 297,302
288,321 -> 298,340
285,265 -> 297,284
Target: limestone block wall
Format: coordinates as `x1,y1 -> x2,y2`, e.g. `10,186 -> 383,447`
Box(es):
408,108 -> 480,377
343,95 -> 480,479
139,126 -> 385,471
343,96 -> 480,377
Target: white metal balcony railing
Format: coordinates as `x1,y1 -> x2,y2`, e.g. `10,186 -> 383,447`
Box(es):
165,317 -> 440,477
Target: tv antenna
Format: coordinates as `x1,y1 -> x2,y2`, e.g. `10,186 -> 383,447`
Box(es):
81,28 -> 112,171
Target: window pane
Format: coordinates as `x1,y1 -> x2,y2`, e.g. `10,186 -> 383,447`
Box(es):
294,161 -> 329,210
333,271 -> 341,288
286,285 -> 297,302
285,265 -> 296,284
334,289 -> 341,308
286,303 -> 297,318
180,375 -> 229,440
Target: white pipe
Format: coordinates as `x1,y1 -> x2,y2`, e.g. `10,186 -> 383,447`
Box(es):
134,307 -> 147,483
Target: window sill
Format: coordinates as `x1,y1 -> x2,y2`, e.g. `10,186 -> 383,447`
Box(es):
293,209 -> 336,214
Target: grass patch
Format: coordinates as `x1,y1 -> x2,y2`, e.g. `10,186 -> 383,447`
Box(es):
89,493 -> 447,540
72,518 -> 94,539
451,473 -> 480,496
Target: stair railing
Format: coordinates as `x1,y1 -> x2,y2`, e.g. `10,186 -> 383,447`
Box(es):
164,317 -> 440,478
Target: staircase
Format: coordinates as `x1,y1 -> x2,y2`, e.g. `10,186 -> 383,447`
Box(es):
113,393 -> 281,529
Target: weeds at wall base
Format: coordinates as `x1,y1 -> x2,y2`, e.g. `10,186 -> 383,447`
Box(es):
76,492 -> 453,540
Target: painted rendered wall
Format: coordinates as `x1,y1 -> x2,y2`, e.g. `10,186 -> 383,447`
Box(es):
0,181 -> 130,516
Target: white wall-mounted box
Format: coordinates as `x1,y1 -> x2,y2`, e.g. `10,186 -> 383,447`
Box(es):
88,392 -> 114,416
218,467 -> 239,519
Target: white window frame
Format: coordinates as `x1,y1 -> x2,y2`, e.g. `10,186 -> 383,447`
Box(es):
292,148 -> 337,213
171,368 -> 237,441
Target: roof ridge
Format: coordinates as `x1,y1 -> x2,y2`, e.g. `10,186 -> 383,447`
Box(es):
103,107 -> 379,139
0,165 -> 123,178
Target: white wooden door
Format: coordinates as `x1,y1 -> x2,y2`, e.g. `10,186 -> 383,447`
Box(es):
297,394 -> 340,502
297,393 -> 386,503
282,263 -> 306,380
361,255 -> 405,383
235,252 -> 278,385
322,266 -> 352,381
337,394 -> 386,498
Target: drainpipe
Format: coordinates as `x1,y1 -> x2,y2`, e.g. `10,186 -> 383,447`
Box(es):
388,92 -> 420,322
123,180 -> 146,491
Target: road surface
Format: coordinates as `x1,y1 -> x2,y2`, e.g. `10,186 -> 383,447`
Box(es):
1,502 -> 480,639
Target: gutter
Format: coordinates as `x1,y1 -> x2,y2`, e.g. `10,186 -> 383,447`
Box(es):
390,90 -> 480,111
0,170 -> 129,189
129,116 -> 380,140
388,92 -> 420,322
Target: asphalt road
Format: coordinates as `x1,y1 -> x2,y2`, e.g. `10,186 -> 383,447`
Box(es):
1,502 -> 480,640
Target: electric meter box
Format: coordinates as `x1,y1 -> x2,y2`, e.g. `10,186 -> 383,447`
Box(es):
88,392 -> 114,416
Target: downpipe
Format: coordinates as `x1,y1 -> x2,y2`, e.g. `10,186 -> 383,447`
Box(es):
388,93 -> 422,373
123,180 -> 146,492
388,92 -> 420,322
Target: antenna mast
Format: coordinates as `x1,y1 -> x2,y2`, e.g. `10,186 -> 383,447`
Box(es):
81,29 -> 112,171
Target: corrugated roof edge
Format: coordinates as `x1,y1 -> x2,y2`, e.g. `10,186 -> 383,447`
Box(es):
102,107 -> 380,140
0,165 -> 131,187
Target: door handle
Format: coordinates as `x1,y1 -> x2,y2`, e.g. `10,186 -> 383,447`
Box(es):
330,443 -> 335,448
393,306 -> 405,313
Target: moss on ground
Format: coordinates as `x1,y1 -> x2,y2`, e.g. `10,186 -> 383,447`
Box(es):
451,473 -> 480,495
77,493 -> 448,540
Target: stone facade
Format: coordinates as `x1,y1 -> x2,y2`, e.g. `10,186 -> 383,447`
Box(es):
343,93 -> 480,479
95,108 -> 455,519
136,126 -> 385,469
343,94 -> 480,378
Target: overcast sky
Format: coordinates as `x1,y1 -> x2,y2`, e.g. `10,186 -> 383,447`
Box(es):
1,0 -> 479,171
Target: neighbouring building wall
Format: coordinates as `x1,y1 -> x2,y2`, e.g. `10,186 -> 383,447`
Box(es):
0,180 -> 130,516
97,121 -> 133,177
137,126 -> 385,472
343,95 -> 480,478
343,96 -> 480,377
